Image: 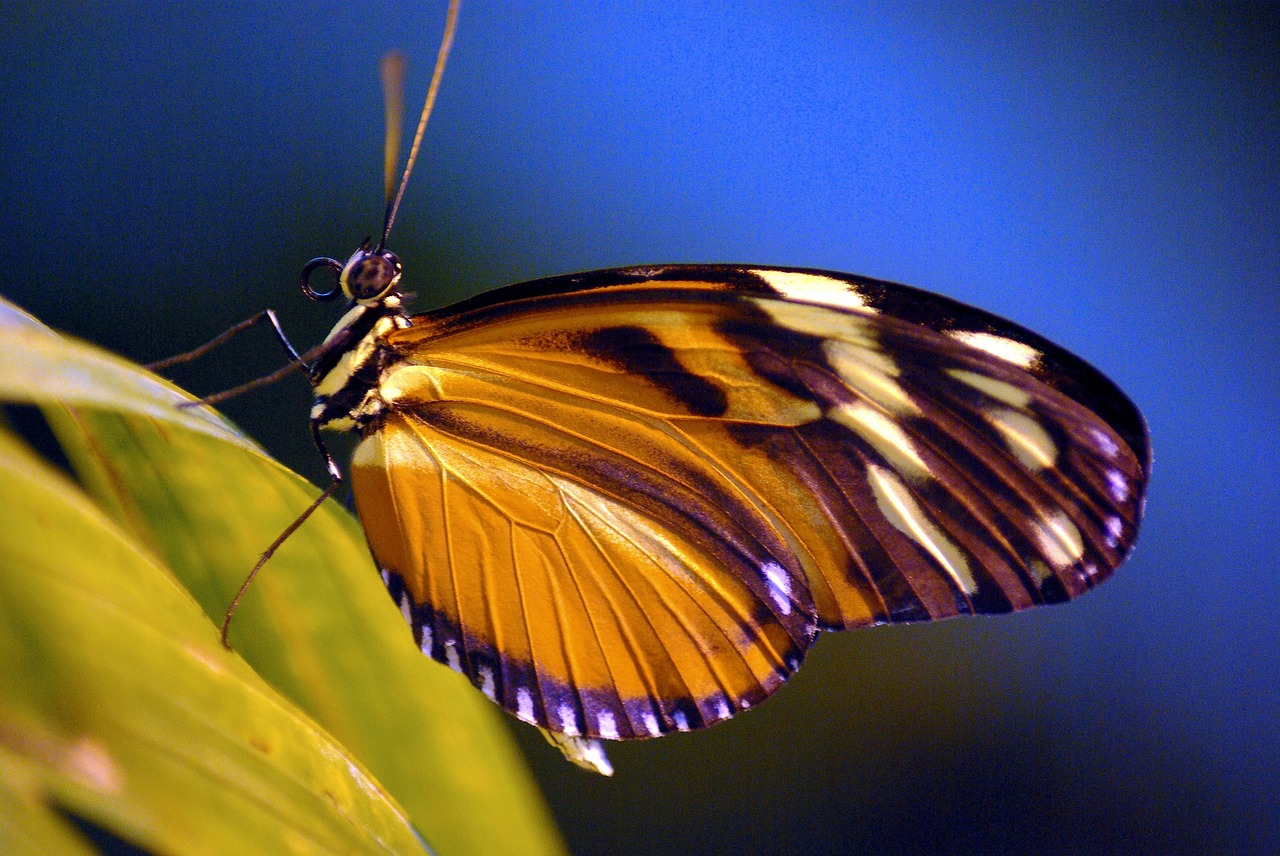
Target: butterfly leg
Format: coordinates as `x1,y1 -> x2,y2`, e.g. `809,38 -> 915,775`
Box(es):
218,421 -> 346,646
219,478 -> 342,647
146,309 -> 303,370
149,310 -> 331,409
311,421 -> 344,483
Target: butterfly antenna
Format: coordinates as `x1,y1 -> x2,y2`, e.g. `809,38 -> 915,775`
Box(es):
380,52 -> 407,218
379,0 -> 460,251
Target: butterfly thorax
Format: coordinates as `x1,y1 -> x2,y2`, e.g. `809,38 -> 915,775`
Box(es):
309,294 -> 411,435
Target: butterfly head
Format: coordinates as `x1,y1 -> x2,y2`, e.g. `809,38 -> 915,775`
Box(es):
340,243 -> 403,304
299,241 -> 403,307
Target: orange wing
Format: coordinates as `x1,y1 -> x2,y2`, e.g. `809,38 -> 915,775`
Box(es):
349,265 -> 1149,739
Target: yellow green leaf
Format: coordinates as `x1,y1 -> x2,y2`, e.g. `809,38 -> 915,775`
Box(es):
0,296 -> 565,856
0,427 -> 428,855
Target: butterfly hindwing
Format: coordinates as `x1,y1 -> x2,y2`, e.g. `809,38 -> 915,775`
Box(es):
352,401 -> 814,738
351,265 -> 1148,738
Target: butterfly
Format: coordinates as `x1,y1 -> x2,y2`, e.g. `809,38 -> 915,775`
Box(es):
171,1 -> 1148,760
296,256 -> 1149,743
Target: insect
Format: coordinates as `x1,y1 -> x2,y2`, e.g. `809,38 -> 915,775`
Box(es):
164,0 -> 1149,761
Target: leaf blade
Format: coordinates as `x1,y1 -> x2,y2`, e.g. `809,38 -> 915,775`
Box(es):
0,296 -> 565,856
0,427 -> 429,855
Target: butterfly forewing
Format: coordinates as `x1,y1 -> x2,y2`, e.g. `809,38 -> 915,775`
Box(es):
351,265 -> 1148,739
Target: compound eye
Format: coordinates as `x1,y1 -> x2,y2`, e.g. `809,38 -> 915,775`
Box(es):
340,248 -> 402,302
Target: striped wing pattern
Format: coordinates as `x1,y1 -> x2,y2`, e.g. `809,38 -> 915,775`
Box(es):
349,265 -> 1149,739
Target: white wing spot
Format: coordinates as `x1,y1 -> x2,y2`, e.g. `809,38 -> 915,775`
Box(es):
380,567 -> 392,586
824,339 -> 918,415
1106,516 -> 1124,548
714,698 -> 731,721
516,687 -> 536,723
398,590 -> 413,626
641,711 -> 661,736
597,711 -> 619,740
1090,425 -> 1121,458
1029,559 -> 1054,585
762,561 -> 793,616
749,296 -> 879,342
1106,470 -> 1130,503
673,710 -> 690,732
444,641 -> 462,673
478,666 -> 496,701
868,464 -> 976,593
949,330 -> 1041,370
987,406 -> 1058,470
751,269 -> 875,313
832,402 -> 930,481
947,368 -> 1032,408
558,704 -> 580,736
1035,510 -> 1086,568
419,624 -> 433,656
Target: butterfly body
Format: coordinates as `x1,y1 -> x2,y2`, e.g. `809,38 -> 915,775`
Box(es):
304,260 -> 1149,740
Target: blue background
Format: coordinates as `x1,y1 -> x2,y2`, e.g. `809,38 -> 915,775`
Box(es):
3,3 -> 1277,853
